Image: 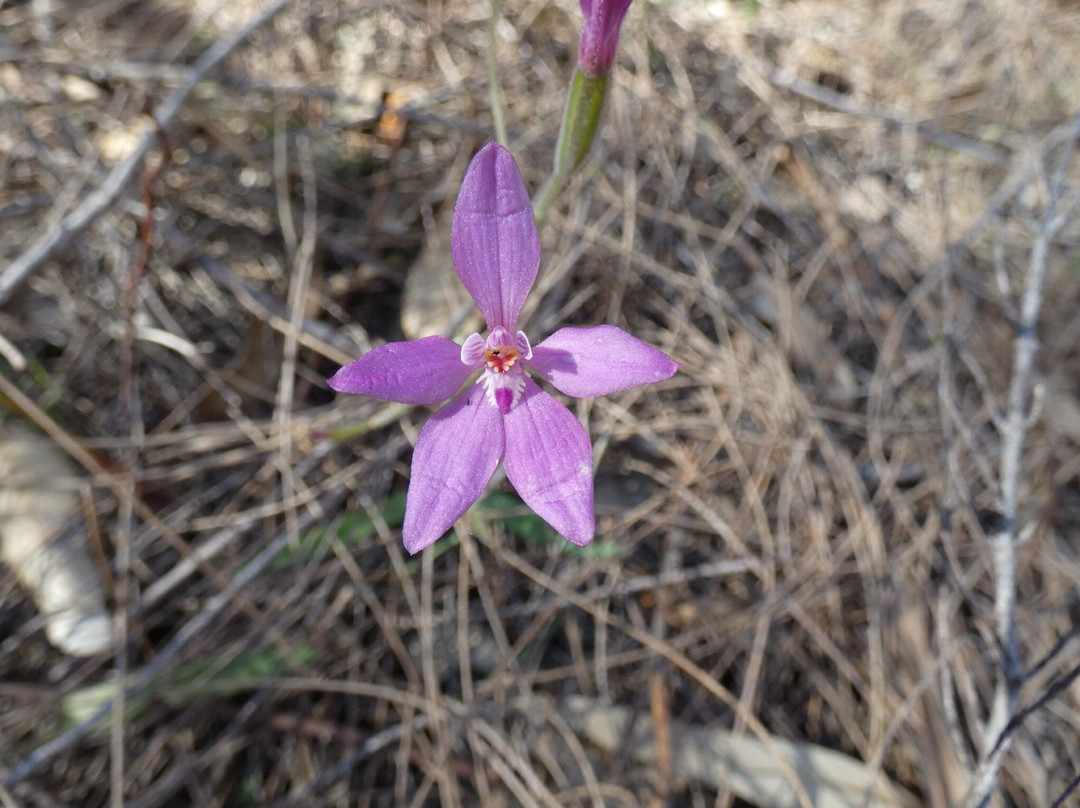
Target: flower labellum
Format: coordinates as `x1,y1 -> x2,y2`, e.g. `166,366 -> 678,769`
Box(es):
329,142 -> 678,554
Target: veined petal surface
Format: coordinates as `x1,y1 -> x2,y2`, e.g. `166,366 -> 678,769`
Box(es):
403,390 -> 504,554
503,379 -> 594,546
451,143 -> 540,331
528,325 -> 678,398
328,336 -> 473,405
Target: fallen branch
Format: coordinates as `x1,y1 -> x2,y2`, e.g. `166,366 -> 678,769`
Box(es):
965,109 -> 1080,808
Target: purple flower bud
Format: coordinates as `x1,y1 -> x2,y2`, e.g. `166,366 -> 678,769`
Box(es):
578,0 -> 634,76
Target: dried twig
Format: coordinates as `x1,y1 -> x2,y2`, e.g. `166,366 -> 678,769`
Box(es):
0,486 -> 346,789
0,0 -> 296,304
265,716 -> 429,808
965,110 -> 1080,808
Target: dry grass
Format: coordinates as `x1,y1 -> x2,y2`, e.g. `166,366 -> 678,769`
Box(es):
2,0 -> 1080,806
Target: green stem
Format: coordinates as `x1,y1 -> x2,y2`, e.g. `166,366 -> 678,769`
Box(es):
487,0 -> 509,148
533,170 -> 569,229
532,70 -> 609,227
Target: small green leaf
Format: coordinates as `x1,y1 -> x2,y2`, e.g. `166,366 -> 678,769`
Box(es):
476,491 -> 619,558
271,492 -> 407,568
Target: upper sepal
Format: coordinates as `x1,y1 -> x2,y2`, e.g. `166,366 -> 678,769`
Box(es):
451,143 -> 540,332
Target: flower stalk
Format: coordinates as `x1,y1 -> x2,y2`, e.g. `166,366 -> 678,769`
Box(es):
534,70 -> 609,227
534,0 -> 633,225
487,0 -> 509,147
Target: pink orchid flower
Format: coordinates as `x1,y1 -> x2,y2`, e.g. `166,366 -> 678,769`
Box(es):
578,0 -> 635,76
329,143 -> 677,554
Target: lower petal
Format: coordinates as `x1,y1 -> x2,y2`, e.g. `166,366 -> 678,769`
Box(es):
403,390 -> 504,553
328,336 -> 473,405
503,379 -> 594,546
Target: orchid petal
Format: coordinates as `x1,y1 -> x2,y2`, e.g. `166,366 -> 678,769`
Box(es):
503,378 -> 594,545
527,325 -> 678,398
402,390 -> 505,554
451,143 -> 540,331
460,332 -> 486,365
328,336 -> 473,405
514,330 -> 533,359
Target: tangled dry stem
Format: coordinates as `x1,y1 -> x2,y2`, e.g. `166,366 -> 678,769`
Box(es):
1,0 -> 1080,806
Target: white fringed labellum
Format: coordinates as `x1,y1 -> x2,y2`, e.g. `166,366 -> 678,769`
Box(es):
0,427 -> 113,656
